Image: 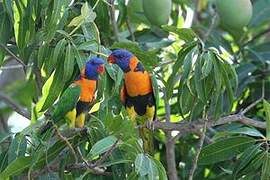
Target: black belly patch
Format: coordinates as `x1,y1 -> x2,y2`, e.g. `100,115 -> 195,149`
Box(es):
125,93 -> 155,116
76,101 -> 91,116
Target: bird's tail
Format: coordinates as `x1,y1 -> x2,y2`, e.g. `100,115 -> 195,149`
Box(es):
139,127 -> 154,155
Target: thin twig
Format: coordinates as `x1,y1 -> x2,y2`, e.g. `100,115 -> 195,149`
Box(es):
93,139 -> 119,167
243,28 -> 270,47
240,80 -> 265,115
54,125 -> 78,163
0,91 -> 30,119
126,18 -> 135,41
77,146 -> 93,169
192,0 -> 199,25
0,43 -> 27,72
108,0 -> 119,41
240,98 -> 263,115
202,13 -> 218,42
188,109 -> 208,180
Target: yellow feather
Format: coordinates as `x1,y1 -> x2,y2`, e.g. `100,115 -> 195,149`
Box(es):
65,109 -> 76,128
126,106 -> 137,123
75,113 -> 86,128
145,105 -> 155,121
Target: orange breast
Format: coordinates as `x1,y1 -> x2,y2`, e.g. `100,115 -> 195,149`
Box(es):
124,71 -> 152,97
75,78 -> 96,102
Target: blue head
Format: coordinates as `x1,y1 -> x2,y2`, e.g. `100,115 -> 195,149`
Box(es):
108,49 -> 134,72
84,57 -> 105,80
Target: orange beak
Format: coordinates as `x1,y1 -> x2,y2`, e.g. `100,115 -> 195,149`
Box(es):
108,55 -> 116,64
97,65 -> 105,74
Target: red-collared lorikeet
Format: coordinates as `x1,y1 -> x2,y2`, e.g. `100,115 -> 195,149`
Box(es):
108,49 -> 156,154
40,57 -> 104,134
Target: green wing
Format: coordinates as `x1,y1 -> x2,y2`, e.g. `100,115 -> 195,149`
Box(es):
51,84 -> 81,122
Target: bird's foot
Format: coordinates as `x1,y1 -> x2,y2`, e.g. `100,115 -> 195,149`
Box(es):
145,119 -> 158,131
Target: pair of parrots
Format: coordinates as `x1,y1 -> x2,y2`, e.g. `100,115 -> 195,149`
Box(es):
42,49 -> 156,154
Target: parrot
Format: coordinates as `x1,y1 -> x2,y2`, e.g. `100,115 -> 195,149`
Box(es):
40,57 -> 104,134
107,49 -> 156,155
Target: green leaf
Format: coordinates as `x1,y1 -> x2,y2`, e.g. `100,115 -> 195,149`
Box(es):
81,2 -> 96,23
199,136 -> 256,165
178,84 -> 195,115
63,43 -> 75,81
166,42 -> 196,99
135,154 -> 149,176
212,54 -> 222,95
0,156 -> 32,179
223,61 -> 238,92
68,15 -> 84,27
162,26 -> 197,42
8,134 -> 27,163
36,63 -> 65,112
241,151 -> 266,176
263,100 -> 270,140
217,58 -> 234,104
0,133 -> 13,145
0,12 -> 11,65
44,0 -> 67,42
249,0 -> 270,27
262,154 -> 270,180
201,52 -> 213,79
135,154 -> 160,179
147,158 -> 159,180
179,47 -> 197,88
111,42 -> 159,69
100,159 -> 132,167
36,70 -> 55,112
37,43 -> 49,69
73,45 -> 85,70
233,144 -> 261,178
152,159 -> 168,180
34,140 -> 67,169
88,135 -> 118,159
0,151 -> 8,172
194,55 -> 206,103
49,39 -> 66,73
215,127 -> 265,139
77,41 -> 98,51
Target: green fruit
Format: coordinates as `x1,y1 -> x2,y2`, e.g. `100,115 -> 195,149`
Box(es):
216,0 -> 253,30
143,0 -> 172,26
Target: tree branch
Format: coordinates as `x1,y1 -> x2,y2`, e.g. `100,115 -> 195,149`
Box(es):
163,89 -> 178,180
154,114 -> 266,134
0,91 -> 30,119
0,43 -> 27,72
29,161 -> 112,179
